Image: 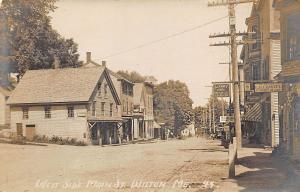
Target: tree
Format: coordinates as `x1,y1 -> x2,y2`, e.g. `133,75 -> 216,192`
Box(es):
117,70 -> 146,83
2,0 -> 80,75
153,80 -> 194,135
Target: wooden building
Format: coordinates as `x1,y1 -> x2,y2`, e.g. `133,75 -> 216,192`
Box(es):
82,52 -> 135,142
241,0 -> 281,146
274,0 -> 300,159
0,86 -> 10,129
7,67 -> 123,145
133,82 -> 155,140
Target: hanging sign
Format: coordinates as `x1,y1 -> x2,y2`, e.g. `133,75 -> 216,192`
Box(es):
213,84 -> 230,97
254,83 -> 283,93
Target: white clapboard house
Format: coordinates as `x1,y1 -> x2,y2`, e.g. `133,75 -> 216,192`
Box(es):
7,67 -> 123,145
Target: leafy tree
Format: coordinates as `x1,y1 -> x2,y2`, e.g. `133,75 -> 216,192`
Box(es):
2,0 -> 80,75
117,70 -> 146,83
154,80 -> 194,135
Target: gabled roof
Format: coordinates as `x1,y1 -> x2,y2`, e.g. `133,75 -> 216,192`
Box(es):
0,86 -> 11,96
7,67 -> 121,105
82,61 -> 134,85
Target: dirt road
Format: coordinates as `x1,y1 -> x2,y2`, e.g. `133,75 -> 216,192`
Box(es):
0,138 -> 228,192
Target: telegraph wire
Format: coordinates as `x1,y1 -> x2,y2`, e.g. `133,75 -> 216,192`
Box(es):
100,15 -> 228,60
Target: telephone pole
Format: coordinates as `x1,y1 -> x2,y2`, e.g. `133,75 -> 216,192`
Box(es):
208,0 -> 254,149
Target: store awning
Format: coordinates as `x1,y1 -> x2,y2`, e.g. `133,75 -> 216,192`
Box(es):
243,103 -> 262,122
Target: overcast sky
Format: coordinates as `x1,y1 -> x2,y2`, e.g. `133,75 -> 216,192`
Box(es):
51,0 -> 251,107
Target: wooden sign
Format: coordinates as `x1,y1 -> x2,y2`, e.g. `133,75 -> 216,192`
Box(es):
255,83 -> 283,93
213,84 -> 230,97
220,116 -> 227,123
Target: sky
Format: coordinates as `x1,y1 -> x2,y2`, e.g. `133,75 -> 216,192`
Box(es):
51,0 -> 252,107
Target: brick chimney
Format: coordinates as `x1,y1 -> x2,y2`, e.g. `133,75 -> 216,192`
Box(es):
86,52 -> 91,63
102,60 -> 106,67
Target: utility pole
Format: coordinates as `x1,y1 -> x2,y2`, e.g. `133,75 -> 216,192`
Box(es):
212,93 -> 216,134
208,0 -> 254,149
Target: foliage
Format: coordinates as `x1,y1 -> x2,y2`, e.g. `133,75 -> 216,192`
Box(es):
193,106 -> 206,129
1,0 -> 80,75
33,135 -> 87,146
117,70 -> 146,83
154,80 -> 194,135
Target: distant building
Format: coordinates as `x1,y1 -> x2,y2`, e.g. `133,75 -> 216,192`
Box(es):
133,82 -> 155,140
7,67 -> 123,144
274,0 -> 300,160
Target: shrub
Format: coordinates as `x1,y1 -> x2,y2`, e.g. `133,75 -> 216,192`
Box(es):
32,134 -> 86,146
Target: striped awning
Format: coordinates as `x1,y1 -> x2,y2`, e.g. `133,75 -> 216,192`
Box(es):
243,103 -> 262,122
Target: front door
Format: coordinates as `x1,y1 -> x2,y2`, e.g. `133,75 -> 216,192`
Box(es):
16,123 -> 23,137
26,124 -> 36,141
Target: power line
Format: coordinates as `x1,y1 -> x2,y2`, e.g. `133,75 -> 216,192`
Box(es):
101,15 -> 228,60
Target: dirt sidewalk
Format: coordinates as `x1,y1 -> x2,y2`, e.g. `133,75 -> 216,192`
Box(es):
216,146 -> 300,192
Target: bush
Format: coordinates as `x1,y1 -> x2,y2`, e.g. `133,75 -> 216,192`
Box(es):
32,135 -> 86,146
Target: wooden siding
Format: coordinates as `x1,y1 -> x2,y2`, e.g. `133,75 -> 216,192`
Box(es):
87,72 -> 122,120
10,105 -> 88,141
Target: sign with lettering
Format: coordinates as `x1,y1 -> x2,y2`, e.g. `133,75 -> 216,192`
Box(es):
213,84 -> 230,97
254,83 -> 283,93
220,116 -> 227,123
220,116 -> 234,123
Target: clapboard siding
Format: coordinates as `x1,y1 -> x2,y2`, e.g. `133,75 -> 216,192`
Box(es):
271,39 -> 281,146
10,105 -> 88,141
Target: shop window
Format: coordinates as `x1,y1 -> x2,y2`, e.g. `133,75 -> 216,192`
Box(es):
287,12 -> 300,61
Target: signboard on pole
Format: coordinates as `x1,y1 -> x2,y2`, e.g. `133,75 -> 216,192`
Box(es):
213,84 -> 230,97
254,83 -> 283,93
220,116 -> 227,123
220,116 -> 234,123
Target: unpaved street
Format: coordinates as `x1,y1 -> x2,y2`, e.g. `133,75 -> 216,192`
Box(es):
0,138 -> 228,192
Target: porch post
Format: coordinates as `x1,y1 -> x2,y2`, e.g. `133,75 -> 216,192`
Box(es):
117,122 -> 122,145
131,119 -> 134,141
98,126 -> 102,146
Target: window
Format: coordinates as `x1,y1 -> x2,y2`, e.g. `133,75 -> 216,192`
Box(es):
44,106 -> 51,119
67,106 -> 74,118
97,82 -> 101,96
92,101 -> 96,116
22,107 -> 29,119
123,100 -> 126,112
252,62 -> 260,81
101,102 -> 105,116
287,12 -> 300,61
104,84 -> 108,97
110,103 -> 113,117
251,25 -> 260,50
